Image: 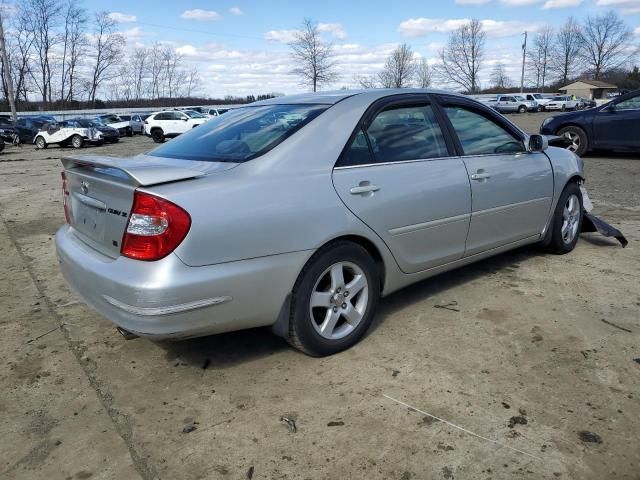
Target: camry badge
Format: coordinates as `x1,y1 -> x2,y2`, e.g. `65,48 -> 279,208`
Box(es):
80,180 -> 89,194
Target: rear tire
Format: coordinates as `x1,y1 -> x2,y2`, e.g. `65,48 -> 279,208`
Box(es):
518,105 -> 527,113
151,129 -> 164,143
287,242 -> 380,356
558,126 -> 588,156
71,135 -> 84,149
546,183 -> 583,254
35,136 -> 47,149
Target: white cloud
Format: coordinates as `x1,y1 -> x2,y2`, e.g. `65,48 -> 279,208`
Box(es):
398,18 -> 539,38
264,29 -> 298,43
108,12 -> 137,23
596,0 -> 639,5
318,23 -> 348,40
500,0 -> 541,5
121,26 -> 146,44
635,26 -> 640,36
455,0 -> 491,3
229,7 -> 243,15
542,0 -> 582,7
180,9 -> 221,21
0,3 -> 16,15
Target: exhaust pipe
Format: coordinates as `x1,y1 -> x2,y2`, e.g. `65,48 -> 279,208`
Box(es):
116,326 -> 139,340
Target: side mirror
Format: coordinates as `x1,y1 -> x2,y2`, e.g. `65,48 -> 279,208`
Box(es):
183,117 -> 189,121
604,103 -> 616,112
528,134 -> 548,152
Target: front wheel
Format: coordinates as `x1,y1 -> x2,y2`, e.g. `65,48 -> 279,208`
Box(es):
288,242 -> 380,356
558,126 -> 588,156
35,136 -> 47,149
546,183 -> 583,254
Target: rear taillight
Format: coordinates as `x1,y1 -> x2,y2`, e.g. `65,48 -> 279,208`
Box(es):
61,172 -> 72,223
121,191 -> 191,261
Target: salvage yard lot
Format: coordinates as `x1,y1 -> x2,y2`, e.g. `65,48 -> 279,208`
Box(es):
0,112 -> 638,480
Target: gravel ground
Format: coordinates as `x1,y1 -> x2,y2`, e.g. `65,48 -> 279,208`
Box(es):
0,116 -> 638,480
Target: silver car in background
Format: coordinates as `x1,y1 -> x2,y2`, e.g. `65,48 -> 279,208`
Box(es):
56,89 -> 585,356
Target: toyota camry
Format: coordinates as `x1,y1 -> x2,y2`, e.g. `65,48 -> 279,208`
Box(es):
56,89 -> 587,356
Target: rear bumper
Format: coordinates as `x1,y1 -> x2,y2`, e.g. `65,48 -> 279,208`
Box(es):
55,225 -> 311,339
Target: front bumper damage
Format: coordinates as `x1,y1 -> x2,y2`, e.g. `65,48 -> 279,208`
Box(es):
580,186 -> 628,247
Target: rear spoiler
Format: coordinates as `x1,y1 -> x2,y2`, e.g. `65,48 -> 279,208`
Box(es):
61,154 -> 205,187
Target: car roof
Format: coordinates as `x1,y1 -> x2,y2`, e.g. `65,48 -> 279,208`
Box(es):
248,88 -> 467,107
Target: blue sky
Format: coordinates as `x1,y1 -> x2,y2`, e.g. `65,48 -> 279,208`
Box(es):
7,0 -> 640,96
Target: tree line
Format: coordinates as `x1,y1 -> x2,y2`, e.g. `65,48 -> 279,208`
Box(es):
1,0 -> 206,109
291,12 -> 638,94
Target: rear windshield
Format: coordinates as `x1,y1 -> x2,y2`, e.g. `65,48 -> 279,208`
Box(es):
149,104 -> 328,163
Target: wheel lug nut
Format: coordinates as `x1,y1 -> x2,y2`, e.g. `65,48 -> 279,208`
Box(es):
341,303 -> 347,309
344,291 -> 349,297
333,306 -> 338,313
336,287 -> 341,293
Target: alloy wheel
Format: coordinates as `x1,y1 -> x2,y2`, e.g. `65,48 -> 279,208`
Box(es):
309,261 -> 369,340
563,131 -> 580,153
561,194 -> 580,244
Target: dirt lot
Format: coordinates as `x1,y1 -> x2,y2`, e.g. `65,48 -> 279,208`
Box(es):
0,113 -> 638,480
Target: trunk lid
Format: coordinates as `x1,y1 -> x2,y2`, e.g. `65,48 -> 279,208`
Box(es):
62,154 -> 237,258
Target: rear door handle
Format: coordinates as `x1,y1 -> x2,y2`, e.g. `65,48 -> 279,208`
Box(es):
350,184 -> 380,195
471,172 -> 491,181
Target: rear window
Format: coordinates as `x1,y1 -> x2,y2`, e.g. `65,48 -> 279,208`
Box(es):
149,104 -> 328,163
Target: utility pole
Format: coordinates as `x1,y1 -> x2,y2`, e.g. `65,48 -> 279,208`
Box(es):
0,9 -> 17,122
520,31 -> 527,94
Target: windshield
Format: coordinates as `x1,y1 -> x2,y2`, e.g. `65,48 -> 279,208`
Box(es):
150,104 -> 329,163
73,119 -> 95,127
102,115 -> 122,122
183,110 -> 206,118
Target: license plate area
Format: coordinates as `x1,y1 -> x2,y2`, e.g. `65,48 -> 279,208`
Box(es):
71,193 -> 106,242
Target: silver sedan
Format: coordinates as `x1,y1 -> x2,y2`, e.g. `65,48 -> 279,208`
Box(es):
56,89 -> 585,356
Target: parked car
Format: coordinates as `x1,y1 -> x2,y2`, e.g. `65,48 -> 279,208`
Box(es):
488,95 -> 537,113
144,110 -> 208,143
576,97 -> 597,109
14,117 -> 49,144
522,93 -> 552,111
0,118 -> 20,151
56,89 -> 588,356
540,89 -> 640,156
207,108 -> 230,118
119,114 -> 145,135
94,114 -> 133,137
63,118 -> 120,144
34,121 -> 103,149
545,95 -> 579,111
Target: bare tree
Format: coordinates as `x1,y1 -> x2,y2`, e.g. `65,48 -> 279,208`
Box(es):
550,17 -> 583,85
414,58 -> 432,88
434,19 -> 485,93
87,11 -> 124,106
353,74 -> 378,89
581,11 -> 635,80
160,46 -> 183,98
183,67 -> 201,97
490,63 -> 512,89
60,0 -> 87,102
147,43 -> 164,98
5,10 -> 35,104
131,47 -> 148,99
22,0 -> 62,103
527,26 -> 553,90
378,43 -> 417,88
290,18 -> 338,92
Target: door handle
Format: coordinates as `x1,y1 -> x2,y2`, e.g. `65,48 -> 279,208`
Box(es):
350,184 -> 380,195
471,172 -> 491,181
